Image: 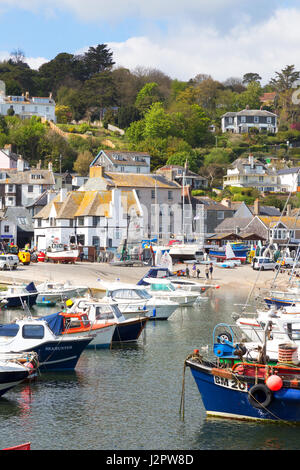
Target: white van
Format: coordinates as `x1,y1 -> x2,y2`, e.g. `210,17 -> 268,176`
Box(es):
0,254 -> 19,270
252,257 -> 277,271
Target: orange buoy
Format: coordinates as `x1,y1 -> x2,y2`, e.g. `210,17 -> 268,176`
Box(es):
266,375 -> 283,391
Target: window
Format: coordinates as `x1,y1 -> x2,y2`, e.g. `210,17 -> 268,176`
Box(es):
168,191 -> 173,200
78,217 -> 84,226
151,190 -> 155,199
228,117 -> 233,124
4,225 -> 9,233
18,217 -> 27,225
254,116 -> 259,123
92,216 -> 100,227
241,116 -> 246,123
37,219 -> 42,227
259,176 -> 264,182
217,211 -> 224,220
267,117 -> 272,123
28,185 -> 33,192
22,325 -> 44,339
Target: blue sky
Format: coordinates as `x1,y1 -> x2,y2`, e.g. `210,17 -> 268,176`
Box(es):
0,0 -> 300,82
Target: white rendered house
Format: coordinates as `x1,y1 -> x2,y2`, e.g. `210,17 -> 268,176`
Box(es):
33,188 -> 143,251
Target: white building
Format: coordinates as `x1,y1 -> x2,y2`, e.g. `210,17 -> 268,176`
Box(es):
223,155 -> 280,193
0,80 -> 56,122
90,150 -> 151,174
221,109 -> 278,134
33,188 -> 143,251
277,167 -> 300,193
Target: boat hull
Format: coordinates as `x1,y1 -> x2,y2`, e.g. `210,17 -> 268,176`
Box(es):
112,318 -> 148,342
0,369 -> 29,397
47,250 -> 79,263
20,338 -> 91,371
36,288 -> 88,303
187,359 -> 300,422
1,293 -> 38,308
264,297 -> 297,308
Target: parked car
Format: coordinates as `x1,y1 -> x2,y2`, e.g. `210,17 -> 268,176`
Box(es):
252,257 -> 277,271
0,254 -> 19,270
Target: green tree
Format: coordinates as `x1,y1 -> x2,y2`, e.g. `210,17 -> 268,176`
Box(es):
135,82 -> 164,115
73,150 -> 93,176
143,102 -> 173,139
80,44 -> 115,80
269,65 -> 300,92
242,73 -> 262,85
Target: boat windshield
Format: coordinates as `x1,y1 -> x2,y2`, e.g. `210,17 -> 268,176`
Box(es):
150,283 -> 174,292
137,289 -> 152,299
94,305 -> 115,320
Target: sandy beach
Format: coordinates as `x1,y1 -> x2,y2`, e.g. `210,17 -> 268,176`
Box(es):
0,260 -> 291,293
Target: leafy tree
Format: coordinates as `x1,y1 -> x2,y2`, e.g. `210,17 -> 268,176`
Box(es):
73,150 -> 93,176
235,81 -> 262,110
242,73 -> 262,85
135,82 -> 164,115
81,44 -> 115,80
9,116 -> 45,162
126,120 -> 146,144
116,105 -> 141,129
166,151 -> 199,173
55,105 -> 73,124
143,102 -> 173,139
269,65 -> 300,92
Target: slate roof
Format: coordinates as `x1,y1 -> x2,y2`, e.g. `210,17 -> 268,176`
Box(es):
0,169 -> 55,185
92,150 -> 150,167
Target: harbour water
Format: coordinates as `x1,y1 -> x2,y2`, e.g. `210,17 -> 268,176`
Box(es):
1,287 -> 300,451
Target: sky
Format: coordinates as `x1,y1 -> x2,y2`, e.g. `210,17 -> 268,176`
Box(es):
0,0 -> 300,83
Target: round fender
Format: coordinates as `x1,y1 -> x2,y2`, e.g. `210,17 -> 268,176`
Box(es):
248,384 -> 273,409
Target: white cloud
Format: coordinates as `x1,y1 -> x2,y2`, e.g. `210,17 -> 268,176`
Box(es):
108,8 -> 300,82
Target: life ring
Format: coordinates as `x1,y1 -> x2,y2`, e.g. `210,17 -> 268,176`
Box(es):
248,384 -> 273,409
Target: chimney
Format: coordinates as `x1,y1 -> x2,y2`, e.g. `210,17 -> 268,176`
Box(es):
254,198 -> 260,215
17,156 -> 25,172
89,165 -> 104,178
248,154 -> 254,168
37,160 -> 41,170
287,204 -> 292,217
25,91 -> 29,100
48,161 -> 53,171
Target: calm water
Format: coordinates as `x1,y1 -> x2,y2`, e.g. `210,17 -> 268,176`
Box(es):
1,288 -> 300,451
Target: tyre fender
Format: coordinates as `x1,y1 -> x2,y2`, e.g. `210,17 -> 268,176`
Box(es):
248,384 -> 273,409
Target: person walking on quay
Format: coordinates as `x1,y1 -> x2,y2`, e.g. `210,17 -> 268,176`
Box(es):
186,266 -> 190,278
209,263 -> 214,279
205,265 -> 209,280
192,263 -> 196,277
197,267 -> 200,278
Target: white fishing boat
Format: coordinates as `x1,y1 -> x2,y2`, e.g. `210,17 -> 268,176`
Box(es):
143,278 -> 200,306
36,280 -> 88,304
66,297 -> 149,343
46,243 -> 79,264
215,243 -> 241,268
0,351 -> 38,397
0,317 -> 93,370
0,282 -> 38,308
101,282 -> 179,320
168,243 -> 205,263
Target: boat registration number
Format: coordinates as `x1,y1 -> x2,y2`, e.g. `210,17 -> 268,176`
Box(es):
214,375 -> 248,392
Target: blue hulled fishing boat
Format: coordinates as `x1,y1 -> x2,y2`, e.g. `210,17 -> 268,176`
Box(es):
209,242 -> 249,262
184,323 -> 300,423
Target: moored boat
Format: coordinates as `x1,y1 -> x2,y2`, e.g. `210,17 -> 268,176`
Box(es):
40,311 -> 115,349
0,351 -> 38,397
209,242 -> 249,263
36,280 -> 88,303
0,317 -> 93,371
66,297 -> 149,343
0,282 -> 38,308
184,323 -> 300,423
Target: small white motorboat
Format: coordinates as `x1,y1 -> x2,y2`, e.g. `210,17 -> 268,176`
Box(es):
143,278 -> 200,306
36,280 -> 88,303
101,282 -> 180,320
